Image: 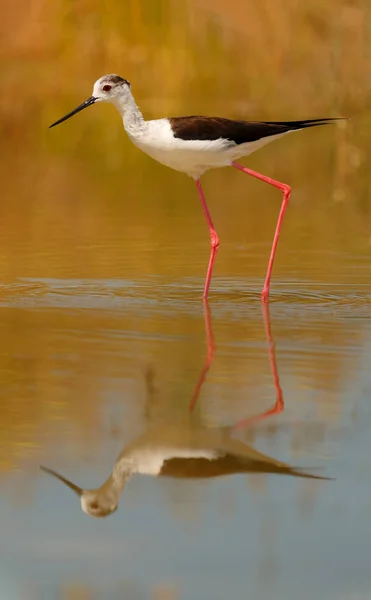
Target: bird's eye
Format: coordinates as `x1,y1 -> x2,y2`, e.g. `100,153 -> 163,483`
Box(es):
103,85 -> 111,92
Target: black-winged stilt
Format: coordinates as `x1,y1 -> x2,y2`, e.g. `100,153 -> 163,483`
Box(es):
50,74 -> 344,301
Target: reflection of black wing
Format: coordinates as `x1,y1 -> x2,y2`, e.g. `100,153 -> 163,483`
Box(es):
160,455 -> 333,480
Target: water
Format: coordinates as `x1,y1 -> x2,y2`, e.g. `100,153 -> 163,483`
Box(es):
2,0 -> 371,598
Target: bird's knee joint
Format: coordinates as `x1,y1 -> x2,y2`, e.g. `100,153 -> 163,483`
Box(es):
210,232 -> 220,248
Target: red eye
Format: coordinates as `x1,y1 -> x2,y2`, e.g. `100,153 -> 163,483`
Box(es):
103,84 -> 111,92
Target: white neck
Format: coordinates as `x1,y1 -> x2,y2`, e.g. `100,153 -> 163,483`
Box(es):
113,90 -> 145,136
94,460 -> 133,504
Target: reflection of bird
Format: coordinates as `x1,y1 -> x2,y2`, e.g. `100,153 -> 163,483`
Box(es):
39,302 -> 332,518
40,302 -> 332,520
49,74 -> 344,301
40,423 -> 332,519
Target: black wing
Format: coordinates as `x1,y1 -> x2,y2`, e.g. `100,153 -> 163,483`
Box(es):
169,116 -> 343,145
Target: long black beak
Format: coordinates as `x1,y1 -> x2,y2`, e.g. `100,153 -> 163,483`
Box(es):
49,96 -> 96,128
39,465 -> 83,496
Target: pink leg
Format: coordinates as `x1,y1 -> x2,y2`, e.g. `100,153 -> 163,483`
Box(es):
233,302 -> 284,430
189,299 -> 215,412
232,161 -> 291,303
195,179 -> 220,299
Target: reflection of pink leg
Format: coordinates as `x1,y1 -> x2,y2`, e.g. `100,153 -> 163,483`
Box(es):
232,161 -> 291,303
234,302 -> 284,430
195,179 -> 220,299
189,299 -> 215,412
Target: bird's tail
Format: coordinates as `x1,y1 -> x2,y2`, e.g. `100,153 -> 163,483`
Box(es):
262,117 -> 348,131
237,458 -> 334,480
278,466 -> 335,481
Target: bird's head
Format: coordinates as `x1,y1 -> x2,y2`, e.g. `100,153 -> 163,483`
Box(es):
92,74 -> 131,103
39,465 -> 118,518
49,74 -> 131,128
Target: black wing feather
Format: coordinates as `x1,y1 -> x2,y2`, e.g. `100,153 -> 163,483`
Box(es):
170,116 -> 344,145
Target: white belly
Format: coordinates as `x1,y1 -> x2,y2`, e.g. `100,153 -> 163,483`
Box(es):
132,137 -> 233,178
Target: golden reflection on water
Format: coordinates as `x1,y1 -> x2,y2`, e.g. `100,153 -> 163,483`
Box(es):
1,0 -> 371,598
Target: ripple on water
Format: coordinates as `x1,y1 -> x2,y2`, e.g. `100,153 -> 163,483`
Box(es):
0,277 -> 369,321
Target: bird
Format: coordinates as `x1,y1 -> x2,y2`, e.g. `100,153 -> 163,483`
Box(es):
49,74 -> 344,301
